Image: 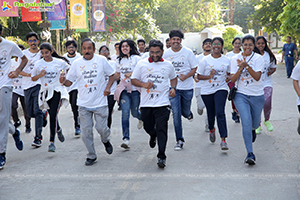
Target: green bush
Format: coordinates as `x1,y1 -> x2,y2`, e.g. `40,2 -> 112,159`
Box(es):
223,27 -> 239,51
5,36 -> 29,49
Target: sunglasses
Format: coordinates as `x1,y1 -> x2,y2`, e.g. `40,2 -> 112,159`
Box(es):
28,39 -> 37,43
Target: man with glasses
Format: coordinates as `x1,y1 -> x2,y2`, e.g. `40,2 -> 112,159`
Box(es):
63,40 -> 82,137
21,32 -> 47,147
281,36 -> 298,78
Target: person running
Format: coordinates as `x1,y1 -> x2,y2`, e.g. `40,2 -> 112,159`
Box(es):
226,37 -> 242,123
111,42 -> 120,62
163,29 -> 198,150
31,43 -> 70,152
60,38 -> 115,166
291,60 -> 300,134
63,40 -> 82,137
114,39 -> 143,149
194,38 -> 212,132
0,23 -> 28,169
11,44 -> 31,133
166,38 -> 171,49
197,37 -> 230,150
281,36 -> 298,78
231,35 -> 265,165
131,39 -> 177,168
255,36 -> 277,134
99,45 -> 119,128
22,32 -> 47,147
137,39 -> 146,56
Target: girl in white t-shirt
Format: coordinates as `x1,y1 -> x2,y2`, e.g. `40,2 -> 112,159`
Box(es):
99,45 -> 119,129
114,39 -> 142,149
226,37 -> 242,123
230,35 -> 265,165
254,36 -> 277,134
32,43 -> 70,153
197,37 -> 230,151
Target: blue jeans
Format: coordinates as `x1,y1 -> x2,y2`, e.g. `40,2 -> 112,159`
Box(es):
120,90 -> 141,140
285,56 -> 294,77
233,93 -> 264,153
201,90 -> 228,138
169,89 -> 193,142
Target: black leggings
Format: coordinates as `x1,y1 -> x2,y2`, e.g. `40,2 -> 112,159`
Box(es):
69,90 -> 80,129
47,91 -> 61,142
107,95 -> 116,128
11,92 -> 31,128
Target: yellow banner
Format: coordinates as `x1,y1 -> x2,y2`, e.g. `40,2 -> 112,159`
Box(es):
70,0 -> 87,29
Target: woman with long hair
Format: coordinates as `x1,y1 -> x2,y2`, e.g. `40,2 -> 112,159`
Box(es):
114,39 -> 142,149
230,35 -> 265,165
254,36 -> 276,134
32,42 -> 70,152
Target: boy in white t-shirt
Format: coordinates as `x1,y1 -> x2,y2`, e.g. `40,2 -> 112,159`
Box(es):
163,29 -> 198,150
63,40 -> 82,137
132,39 -> 177,168
0,24 -> 28,170
60,38 -> 115,166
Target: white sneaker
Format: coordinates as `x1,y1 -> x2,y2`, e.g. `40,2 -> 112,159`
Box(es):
121,139 -> 130,149
205,124 -> 210,132
174,140 -> 184,151
137,120 -> 143,129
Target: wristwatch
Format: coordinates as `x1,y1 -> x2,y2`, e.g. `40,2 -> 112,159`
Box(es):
170,87 -> 176,90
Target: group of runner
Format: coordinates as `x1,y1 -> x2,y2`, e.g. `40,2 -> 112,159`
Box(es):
0,24 -> 287,170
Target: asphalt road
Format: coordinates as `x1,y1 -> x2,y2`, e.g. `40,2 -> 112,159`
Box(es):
1,61 -> 300,200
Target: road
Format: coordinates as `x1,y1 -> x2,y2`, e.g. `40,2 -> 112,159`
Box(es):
1,61 -> 300,200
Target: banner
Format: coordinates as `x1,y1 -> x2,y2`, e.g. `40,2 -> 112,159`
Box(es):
50,20 -> 65,30
46,0 -> 66,21
92,0 -> 106,32
20,0 -> 42,22
0,0 -> 19,17
76,6 -> 89,33
70,0 -> 87,29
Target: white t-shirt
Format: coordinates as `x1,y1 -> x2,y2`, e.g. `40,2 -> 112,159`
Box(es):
131,58 -> 176,107
291,61 -> 300,105
66,54 -> 115,109
163,46 -> 198,90
197,55 -> 230,95
226,51 -> 240,59
117,55 -> 141,91
260,51 -> 276,88
105,60 -> 117,95
231,52 -> 264,96
22,49 -> 42,90
195,53 -> 209,89
63,52 -> 81,92
11,58 -> 24,96
141,52 -> 149,59
32,57 -> 70,92
111,54 -> 118,62
0,38 -> 24,89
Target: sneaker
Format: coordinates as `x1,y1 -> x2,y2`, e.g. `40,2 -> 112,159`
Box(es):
220,141 -> 229,150
137,120 -> 143,129
0,154 -> 6,170
85,158 -> 97,166
31,137 -> 42,147
264,121 -> 273,131
25,127 -> 32,133
149,135 -> 156,148
298,118 -> 300,135
245,152 -> 256,165
174,140 -> 184,151
255,126 -> 261,134
232,111 -> 238,122
57,128 -> 65,142
75,127 -> 81,137
121,139 -> 130,149
13,129 -> 23,151
197,108 -> 203,116
187,112 -> 193,122
14,120 -> 21,128
157,158 -> 166,168
252,129 -> 256,143
103,141 -> 113,154
48,143 -> 56,152
209,128 -> 216,143
42,110 -> 48,127
118,106 -> 122,111
235,115 -> 240,123
205,124 -> 210,132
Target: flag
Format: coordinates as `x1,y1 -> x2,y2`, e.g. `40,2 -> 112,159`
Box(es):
50,20 -> 65,30
20,0 -> 42,22
0,0 -> 19,17
46,0 -> 66,21
70,0 -> 87,29
92,0 -> 106,32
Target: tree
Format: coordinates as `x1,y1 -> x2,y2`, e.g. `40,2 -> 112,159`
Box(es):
222,26 -> 243,51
